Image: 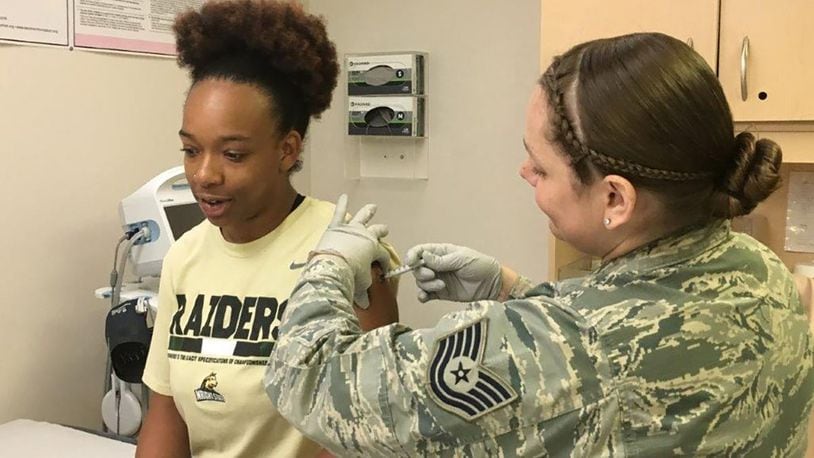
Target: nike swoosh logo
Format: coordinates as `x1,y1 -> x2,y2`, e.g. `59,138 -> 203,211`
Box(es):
289,261 -> 307,270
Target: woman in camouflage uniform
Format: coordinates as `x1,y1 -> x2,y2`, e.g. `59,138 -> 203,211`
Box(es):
265,32 -> 814,457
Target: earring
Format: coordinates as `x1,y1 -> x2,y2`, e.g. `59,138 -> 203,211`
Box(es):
603,217 -> 611,226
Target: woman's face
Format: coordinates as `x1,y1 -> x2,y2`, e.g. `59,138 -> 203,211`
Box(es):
519,86 -> 606,255
180,79 -> 297,243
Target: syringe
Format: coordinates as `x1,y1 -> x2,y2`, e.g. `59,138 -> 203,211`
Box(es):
382,259 -> 427,280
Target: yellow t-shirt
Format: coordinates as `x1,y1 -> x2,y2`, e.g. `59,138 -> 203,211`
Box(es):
143,197 -> 334,457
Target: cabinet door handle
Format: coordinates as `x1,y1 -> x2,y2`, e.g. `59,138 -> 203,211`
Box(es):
740,36 -> 750,101
686,37 -> 694,49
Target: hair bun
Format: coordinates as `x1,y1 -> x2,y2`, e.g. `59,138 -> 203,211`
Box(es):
174,0 -> 338,117
712,131 -> 782,218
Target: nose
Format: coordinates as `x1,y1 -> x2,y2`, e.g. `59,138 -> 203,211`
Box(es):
519,159 -> 535,186
189,152 -> 224,189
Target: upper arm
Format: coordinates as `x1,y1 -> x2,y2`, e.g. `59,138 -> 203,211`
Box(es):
354,241 -> 402,331
266,291 -> 603,455
380,300 -> 603,449
136,391 -> 190,458
354,263 -> 399,331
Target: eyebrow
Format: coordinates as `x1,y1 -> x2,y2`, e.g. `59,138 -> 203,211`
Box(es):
178,130 -> 251,143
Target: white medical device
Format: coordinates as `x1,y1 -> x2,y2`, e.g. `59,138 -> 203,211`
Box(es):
119,166 -> 204,277
96,166 -> 204,311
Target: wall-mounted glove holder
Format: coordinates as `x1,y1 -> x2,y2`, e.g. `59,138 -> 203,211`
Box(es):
344,52 -> 428,179
347,52 -> 425,95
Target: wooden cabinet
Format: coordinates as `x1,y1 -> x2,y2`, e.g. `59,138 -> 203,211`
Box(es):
719,0 -> 814,122
540,0 -> 719,73
753,130 -> 814,164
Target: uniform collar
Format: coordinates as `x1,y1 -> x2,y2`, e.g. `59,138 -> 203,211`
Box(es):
592,219 -> 731,280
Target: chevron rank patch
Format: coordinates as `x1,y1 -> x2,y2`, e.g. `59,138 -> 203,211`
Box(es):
427,318 -> 518,420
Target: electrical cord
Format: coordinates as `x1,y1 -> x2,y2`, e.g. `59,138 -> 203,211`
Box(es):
108,235 -> 128,306
116,379 -> 121,435
111,227 -> 149,309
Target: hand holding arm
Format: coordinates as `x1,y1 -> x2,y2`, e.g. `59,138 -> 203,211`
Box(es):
312,194 -> 391,308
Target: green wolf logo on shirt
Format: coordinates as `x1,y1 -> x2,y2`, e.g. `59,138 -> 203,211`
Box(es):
194,372 -> 225,403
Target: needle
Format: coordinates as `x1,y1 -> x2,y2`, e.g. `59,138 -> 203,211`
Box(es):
382,259 -> 427,280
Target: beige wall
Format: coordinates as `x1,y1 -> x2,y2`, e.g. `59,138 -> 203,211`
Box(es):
307,0 -> 546,327
0,44 -> 189,428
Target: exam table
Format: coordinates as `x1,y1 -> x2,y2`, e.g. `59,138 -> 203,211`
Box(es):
0,419 -> 135,457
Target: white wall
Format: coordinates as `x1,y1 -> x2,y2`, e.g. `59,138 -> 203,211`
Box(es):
307,0 -> 547,328
0,44 -> 192,428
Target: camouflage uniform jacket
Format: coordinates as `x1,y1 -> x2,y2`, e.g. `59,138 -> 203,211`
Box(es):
265,220 -> 814,457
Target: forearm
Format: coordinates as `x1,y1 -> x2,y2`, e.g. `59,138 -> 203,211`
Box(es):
266,256 -> 403,454
271,255 -> 364,369
136,392 -> 190,458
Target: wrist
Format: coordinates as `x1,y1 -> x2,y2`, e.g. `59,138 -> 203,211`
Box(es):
497,266 -> 519,302
307,250 -> 355,276
308,249 -> 348,264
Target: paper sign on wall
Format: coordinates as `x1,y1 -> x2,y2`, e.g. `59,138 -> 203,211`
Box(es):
74,0 -> 205,55
0,0 -> 69,46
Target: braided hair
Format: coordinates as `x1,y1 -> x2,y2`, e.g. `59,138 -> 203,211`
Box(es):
539,33 -> 781,220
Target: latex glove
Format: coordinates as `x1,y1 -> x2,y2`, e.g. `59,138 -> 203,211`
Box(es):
313,194 -> 391,308
405,243 -> 501,303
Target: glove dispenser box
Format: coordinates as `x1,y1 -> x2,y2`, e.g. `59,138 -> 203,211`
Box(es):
348,96 -> 425,137
347,53 -> 425,95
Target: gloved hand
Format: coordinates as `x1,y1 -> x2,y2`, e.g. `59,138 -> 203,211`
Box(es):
313,194 -> 391,309
404,243 -> 502,303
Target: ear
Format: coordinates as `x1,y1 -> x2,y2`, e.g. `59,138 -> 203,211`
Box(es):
601,174 -> 637,229
278,130 -> 303,173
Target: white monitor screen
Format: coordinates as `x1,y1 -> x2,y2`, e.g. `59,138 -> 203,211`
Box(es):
164,203 -> 205,241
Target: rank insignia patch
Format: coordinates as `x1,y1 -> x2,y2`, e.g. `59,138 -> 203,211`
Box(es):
428,319 -> 518,420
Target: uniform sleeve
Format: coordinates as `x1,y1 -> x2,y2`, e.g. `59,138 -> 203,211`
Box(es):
141,254 -> 177,396
265,256 -> 605,457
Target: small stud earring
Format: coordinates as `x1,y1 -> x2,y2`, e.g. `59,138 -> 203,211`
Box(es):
603,218 -> 611,226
